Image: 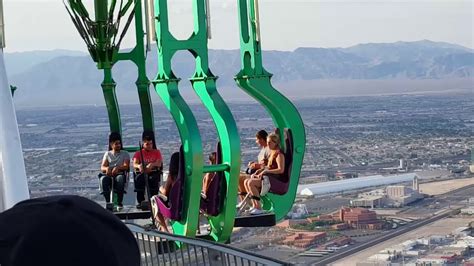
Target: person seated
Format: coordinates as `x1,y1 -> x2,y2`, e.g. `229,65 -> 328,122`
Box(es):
133,131 -> 163,208
158,152 -> 179,201
244,133 -> 285,215
237,130 -> 270,203
201,152 -> 217,200
154,151 -> 179,232
99,132 -> 130,210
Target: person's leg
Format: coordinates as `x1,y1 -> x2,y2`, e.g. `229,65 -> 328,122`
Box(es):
115,174 -> 126,206
160,174 -> 174,196
134,173 -> 145,204
243,178 -> 252,195
155,213 -> 169,233
202,173 -> 210,195
247,179 -> 262,209
149,171 -> 160,197
238,173 -> 249,200
100,175 -> 112,202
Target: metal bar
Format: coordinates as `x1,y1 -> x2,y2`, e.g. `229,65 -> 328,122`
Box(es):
192,244 -> 199,264
158,235 -> 167,265
253,0 -> 261,42
186,245 -> 192,264
201,246 -> 207,265
144,0 -> 155,51
166,240 -> 173,264
205,0 -> 211,39
140,233 -> 149,266
127,224 -> 288,265
172,240 -> 179,265
202,163 -> 230,173
147,234 -> 155,266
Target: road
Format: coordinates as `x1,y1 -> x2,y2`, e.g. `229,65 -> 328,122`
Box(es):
311,208 -> 458,266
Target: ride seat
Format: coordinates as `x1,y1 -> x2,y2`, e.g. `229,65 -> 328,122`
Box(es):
268,129 -> 293,195
156,147 -> 184,220
200,142 -> 224,216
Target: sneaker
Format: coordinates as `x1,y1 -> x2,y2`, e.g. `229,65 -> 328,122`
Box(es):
117,204 -> 124,211
136,203 -> 142,210
249,208 -> 266,215
236,201 -> 245,209
200,191 -> 207,200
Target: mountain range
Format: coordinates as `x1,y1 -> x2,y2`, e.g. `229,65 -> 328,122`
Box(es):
5,40 -> 473,106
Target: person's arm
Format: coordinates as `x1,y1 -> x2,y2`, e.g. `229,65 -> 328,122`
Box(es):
133,152 -> 143,173
117,154 -> 130,172
160,174 -> 174,196
263,154 -> 285,175
149,150 -> 163,168
100,153 -> 112,175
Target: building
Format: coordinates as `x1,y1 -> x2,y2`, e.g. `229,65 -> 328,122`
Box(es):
279,232 -> 327,248
351,176 -> 423,207
331,223 -> 350,230
275,219 -> 307,228
351,195 -> 385,208
299,173 -> 418,196
335,171 -> 357,179
339,207 -> 383,229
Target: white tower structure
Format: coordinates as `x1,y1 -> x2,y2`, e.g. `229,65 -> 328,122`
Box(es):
0,0 -> 30,212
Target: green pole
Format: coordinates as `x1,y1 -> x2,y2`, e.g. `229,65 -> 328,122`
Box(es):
101,68 -> 121,134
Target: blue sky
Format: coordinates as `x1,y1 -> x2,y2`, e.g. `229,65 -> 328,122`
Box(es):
3,0 -> 473,52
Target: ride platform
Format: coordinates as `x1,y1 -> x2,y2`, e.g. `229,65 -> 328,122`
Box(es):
111,205 -> 152,220
234,213 -> 276,227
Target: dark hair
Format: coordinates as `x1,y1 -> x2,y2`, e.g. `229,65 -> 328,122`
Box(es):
209,152 -> 217,162
168,152 -> 180,177
256,130 -> 268,140
108,132 -> 122,150
142,130 -> 154,141
141,130 -> 157,149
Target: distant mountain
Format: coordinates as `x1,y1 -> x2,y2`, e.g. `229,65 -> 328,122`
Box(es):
6,40 -> 474,106
4,49 -> 87,76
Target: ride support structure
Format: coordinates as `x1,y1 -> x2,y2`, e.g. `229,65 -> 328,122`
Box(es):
152,0 -> 241,242
0,0 -> 30,212
65,0 -> 306,243
235,0 -> 306,221
65,0 -> 154,140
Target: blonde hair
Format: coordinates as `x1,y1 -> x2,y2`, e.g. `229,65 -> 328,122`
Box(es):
267,133 -> 280,146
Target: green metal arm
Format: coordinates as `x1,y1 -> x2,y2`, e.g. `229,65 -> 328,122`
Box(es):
153,0 -> 240,243
236,0 -> 306,221
66,0 -> 154,136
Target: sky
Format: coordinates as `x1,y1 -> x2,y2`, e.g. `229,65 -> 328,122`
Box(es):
2,0 -> 473,53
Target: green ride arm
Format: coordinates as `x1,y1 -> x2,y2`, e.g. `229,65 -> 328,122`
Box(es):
152,0 -> 203,239
188,0 -> 241,243
152,0 -> 241,243
236,0 -> 306,221
153,78 -> 204,238
66,0 -> 155,140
